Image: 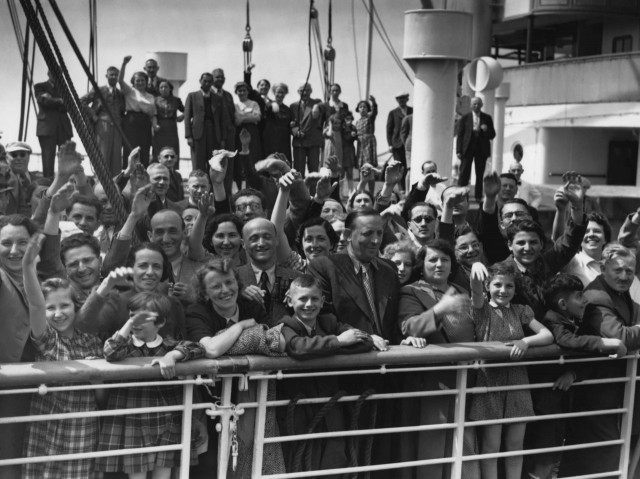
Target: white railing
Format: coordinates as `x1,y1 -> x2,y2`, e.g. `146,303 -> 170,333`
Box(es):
0,342 -> 638,479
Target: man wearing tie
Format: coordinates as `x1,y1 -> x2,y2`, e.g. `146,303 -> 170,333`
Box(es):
80,66 -> 126,176
387,93 -> 412,189
455,96 -> 496,201
144,58 -> 166,97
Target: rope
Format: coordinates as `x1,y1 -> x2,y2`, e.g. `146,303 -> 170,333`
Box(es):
19,27 -> 29,141
295,0 -> 315,126
18,0 -> 128,226
350,0 -> 362,99
302,390 -> 346,471
347,388 -> 377,479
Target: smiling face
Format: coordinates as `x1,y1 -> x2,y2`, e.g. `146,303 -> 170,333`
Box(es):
0,224 -> 29,274
455,231 -> 482,268
287,284 -> 323,325
7,149 -> 30,174
144,60 -> 158,79
423,247 -> 451,287
212,221 -> 242,259
68,203 -> 99,235
501,203 -> 531,229
257,79 -> 270,96
243,219 -> 277,268
390,251 -> 414,285
148,165 -> 170,198
63,245 -> 101,290
132,73 -> 147,92
45,288 -> 76,337
204,270 -> 238,312
488,274 -> 515,307
187,176 -> 210,203
106,68 -> 118,87
582,220 -> 606,257
132,249 -> 164,292
409,205 -> 437,245
236,85 -> 249,102
509,231 -> 543,266
348,215 -> 383,263
603,255 -> 636,293
149,210 -> 184,260
301,225 -> 332,260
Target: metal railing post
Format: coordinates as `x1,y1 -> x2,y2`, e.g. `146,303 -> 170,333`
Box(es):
180,382 -> 194,478
251,377 -> 269,479
621,354 -> 638,479
217,376 -> 233,479
450,366 -> 468,479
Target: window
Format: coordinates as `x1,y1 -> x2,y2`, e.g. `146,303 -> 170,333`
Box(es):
612,35 -> 633,53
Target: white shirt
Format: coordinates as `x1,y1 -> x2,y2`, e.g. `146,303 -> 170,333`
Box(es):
562,251 -> 601,287
472,111 -> 480,131
251,263 -> 276,291
515,180 -> 542,209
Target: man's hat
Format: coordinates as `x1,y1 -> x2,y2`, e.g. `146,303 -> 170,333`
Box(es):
5,141 -> 32,154
395,92 -> 409,99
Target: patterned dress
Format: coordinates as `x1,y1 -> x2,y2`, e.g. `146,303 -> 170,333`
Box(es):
96,334 -> 205,473
23,326 -> 103,479
469,300 -> 535,421
356,102 -> 378,168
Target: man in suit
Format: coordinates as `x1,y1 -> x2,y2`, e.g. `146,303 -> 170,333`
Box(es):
144,58 -> 167,96
560,244 -> 640,477
237,218 -> 300,324
387,93 -> 412,188
184,72 -> 228,172
290,83 -> 326,176
455,96 -> 496,201
80,66 -> 126,176
34,71 -> 73,178
211,68 -> 237,196
308,209 -> 400,348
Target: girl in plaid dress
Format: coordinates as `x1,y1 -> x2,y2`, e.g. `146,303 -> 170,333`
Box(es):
355,95 -> 378,195
97,292 -> 205,478
21,233 -> 103,479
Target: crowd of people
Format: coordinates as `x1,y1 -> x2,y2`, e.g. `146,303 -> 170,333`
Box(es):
0,56 -> 638,479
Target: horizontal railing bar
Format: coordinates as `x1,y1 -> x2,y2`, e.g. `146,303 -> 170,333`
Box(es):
0,402 -> 215,425
560,473 -> 622,479
467,408 -> 625,427
460,439 -> 624,461
467,376 -> 630,394
0,444 -> 182,467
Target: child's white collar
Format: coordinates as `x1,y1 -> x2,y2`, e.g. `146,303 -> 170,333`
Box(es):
132,335 -> 163,348
489,299 -> 511,309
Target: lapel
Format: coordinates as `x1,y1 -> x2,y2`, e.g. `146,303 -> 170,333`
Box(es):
195,90 -> 205,111
372,259 -> 390,320
333,256 -> 373,317
239,264 -> 257,287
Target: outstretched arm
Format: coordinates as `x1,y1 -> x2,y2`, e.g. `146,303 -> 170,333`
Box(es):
22,234 -> 47,339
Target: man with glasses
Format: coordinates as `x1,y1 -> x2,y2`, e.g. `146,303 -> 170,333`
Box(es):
231,188 -> 267,223
407,202 -> 438,248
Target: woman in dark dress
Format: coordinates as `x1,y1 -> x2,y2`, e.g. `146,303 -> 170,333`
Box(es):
262,82 -> 292,162
152,80 -> 184,159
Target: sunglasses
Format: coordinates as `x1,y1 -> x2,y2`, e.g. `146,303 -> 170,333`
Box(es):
9,151 -> 28,158
412,215 -> 436,224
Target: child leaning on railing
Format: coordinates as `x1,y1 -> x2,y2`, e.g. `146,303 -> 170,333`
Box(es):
21,233 -> 104,479
96,291 -> 206,479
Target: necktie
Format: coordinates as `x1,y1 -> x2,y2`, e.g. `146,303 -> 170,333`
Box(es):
360,265 -> 381,334
259,271 -> 272,314
226,319 -> 235,328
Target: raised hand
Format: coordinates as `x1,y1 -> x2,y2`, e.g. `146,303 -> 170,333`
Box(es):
470,262 -> 489,282
443,186 -> 469,206
384,160 -> 404,186
124,147 -> 141,176
278,170 -> 301,191
239,128 -> 251,154
22,233 -> 45,268
482,172 -> 501,199
360,164 -> 374,180
130,167 -> 150,194
563,179 -> 584,207
49,181 -> 78,214
123,55 -> 132,63
130,184 -> 155,218
433,287 -> 471,317
56,140 -> 83,179
100,267 -> 134,293
324,155 -> 340,177
419,172 -> 447,190
314,175 -> 338,202
197,192 -> 216,216
554,188 -> 569,210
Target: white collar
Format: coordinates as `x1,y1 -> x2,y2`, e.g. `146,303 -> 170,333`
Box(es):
576,250 -> 601,268
489,299 -> 511,309
132,334 -> 163,348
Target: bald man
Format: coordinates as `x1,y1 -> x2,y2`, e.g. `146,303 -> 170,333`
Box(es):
237,218 -> 300,324
509,160 -> 542,209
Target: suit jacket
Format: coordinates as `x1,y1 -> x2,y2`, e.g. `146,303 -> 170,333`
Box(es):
213,88 -> 237,149
386,106 -> 412,149
34,80 -> 73,139
308,254 -> 401,343
184,89 -> 226,143
80,85 -> 125,125
455,111 -> 496,158
290,98 -> 326,148
236,263 -> 300,325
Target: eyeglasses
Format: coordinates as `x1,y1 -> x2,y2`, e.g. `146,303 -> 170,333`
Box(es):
503,210 -> 528,219
235,201 -> 262,212
9,151 -> 28,158
412,215 -> 436,224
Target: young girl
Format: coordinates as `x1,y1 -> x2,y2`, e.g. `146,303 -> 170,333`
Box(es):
355,95 -> 378,195
97,292 -> 205,479
21,233 -> 104,478
341,112 -> 358,196
469,261 -> 553,479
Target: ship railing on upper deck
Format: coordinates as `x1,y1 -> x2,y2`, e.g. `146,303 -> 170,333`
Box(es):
0,342 -> 638,479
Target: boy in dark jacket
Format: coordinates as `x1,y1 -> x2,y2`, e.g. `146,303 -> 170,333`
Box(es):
276,274 -> 373,474
525,273 -> 625,479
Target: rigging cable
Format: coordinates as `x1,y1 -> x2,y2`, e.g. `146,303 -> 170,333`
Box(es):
350,0 -> 362,99
242,0 -> 253,73
296,0 -> 315,127
323,0 -> 335,91
18,27 -> 29,141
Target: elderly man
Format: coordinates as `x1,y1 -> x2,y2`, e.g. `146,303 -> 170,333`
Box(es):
560,244 -> 640,477
455,96 -> 496,201
509,160 -> 541,209
290,83 -> 326,176
237,217 -> 300,324
143,58 -> 167,96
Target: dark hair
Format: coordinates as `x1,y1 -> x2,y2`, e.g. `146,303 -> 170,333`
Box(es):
203,213 -> 244,254
193,257 -> 240,302
356,100 -> 371,112
188,169 -> 209,179
347,190 -> 374,210
506,219 -> 546,244
586,212 -> 612,243
0,214 -> 38,236
158,146 -> 177,158
158,80 -> 174,94
543,273 -> 584,312
258,78 -> 271,88
126,242 -> 172,283
499,172 -> 518,184
407,202 -> 438,221
130,71 -> 148,85
500,198 -> 531,219
344,208 -> 381,230
418,238 -> 458,280
487,261 -> 518,283
66,194 -> 102,218
106,66 -> 119,74
231,188 -> 267,211
454,224 -> 479,241
296,217 -> 338,257
60,233 -> 101,265
200,72 -> 213,81
127,292 -> 171,325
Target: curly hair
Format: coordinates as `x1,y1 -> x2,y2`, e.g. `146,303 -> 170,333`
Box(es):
192,257 -> 241,303
296,217 -> 338,257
